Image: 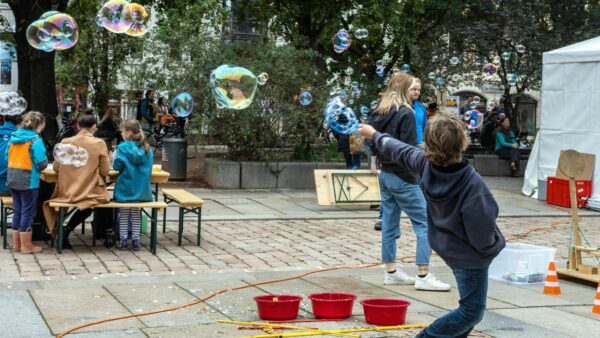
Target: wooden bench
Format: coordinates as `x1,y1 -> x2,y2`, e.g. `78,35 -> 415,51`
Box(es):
49,201 -> 167,254
1,197 -> 14,249
161,189 -> 204,246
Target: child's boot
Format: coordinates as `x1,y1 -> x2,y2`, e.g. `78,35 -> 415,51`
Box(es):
11,230 -> 20,252
132,239 -> 140,251
20,231 -> 42,254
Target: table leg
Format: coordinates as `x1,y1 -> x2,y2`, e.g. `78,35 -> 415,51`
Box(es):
154,183 -> 159,201
178,208 -> 183,246
197,208 -> 202,247
2,204 -> 7,250
150,208 -> 158,254
58,208 -> 64,254
162,195 -> 167,233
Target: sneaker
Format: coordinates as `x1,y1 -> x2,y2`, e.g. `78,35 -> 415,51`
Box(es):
374,220 -> 382,231
132,239 -> 141,251
383,269 -> 416,285
118,239 -> 128,250
415,273 -> 451,291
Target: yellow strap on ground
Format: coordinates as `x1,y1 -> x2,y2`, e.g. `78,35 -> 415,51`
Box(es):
216,320 -> 358,337
239,323 -> 428,338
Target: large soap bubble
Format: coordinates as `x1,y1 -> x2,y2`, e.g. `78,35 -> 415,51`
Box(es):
53,143 -> 89,168
332,29 -> 351,53
210,65 -> 258,110
124,3 -> 150,36
171,93 -> 194,118
97,0 -> 149,36
26,12 -> 78,52
0,92 -> 27,116
298,91 -> 313,106
324,97 -> 359,135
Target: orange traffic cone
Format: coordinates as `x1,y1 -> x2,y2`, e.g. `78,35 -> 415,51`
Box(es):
543,261 -> 561,295
593,280 -> 600,314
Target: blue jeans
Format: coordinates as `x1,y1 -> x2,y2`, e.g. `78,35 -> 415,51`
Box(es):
11,189 -> 39,232
417,268 -> 488,338
379,171 -> 430,265
343,153 -> 361,169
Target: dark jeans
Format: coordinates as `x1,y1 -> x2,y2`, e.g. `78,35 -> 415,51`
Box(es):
496,148 -> 520,169
343,153 -> 361,169
11,189 -> 39,232
417,267 -> 488,338
65,209 -> 94,230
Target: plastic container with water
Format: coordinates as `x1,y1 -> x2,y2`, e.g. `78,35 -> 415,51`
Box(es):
489,243 -> 557,284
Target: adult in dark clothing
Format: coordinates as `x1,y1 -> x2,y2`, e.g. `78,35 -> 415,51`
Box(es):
359,114 -> 505,337
333,111 -> 362,169
367,72 -> 449,291
139,90 -> 157,132
478,112 -> 499,151
95,108 -> 120,148
495,116 -> 520,177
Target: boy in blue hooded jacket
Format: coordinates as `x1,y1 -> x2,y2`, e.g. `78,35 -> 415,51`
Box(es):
113,120 -> 153,251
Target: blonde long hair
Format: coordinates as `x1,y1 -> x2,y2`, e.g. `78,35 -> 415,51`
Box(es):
121,119 -> 150,154
374,72 -> 415,115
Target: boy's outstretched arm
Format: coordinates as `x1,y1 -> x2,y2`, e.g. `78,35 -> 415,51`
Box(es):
358,124 -> 426,175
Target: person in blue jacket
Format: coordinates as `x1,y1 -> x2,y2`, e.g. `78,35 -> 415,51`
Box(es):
113,119 -> 153,251
495,116 -> 520,176
409,78 -> 427,146
0,114 -> 21,196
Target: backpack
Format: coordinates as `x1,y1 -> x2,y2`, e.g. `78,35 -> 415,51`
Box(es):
136,99 -> 143,121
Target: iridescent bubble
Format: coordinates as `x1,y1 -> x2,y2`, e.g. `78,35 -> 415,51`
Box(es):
516,44 -> 526,54
370,100 -> 378,110
332,29 -> 351,53
400,64 -> 410,73
501,51 -> 511,61
348,99 -> 354,105
355,28 -> 368,40
298,91 -> 312,106
324,97 -> 359,135
375,60 -> 384,68
338,90 -> 348,100
351,81 -> 359,88
465,109 -> 483,128
451,74 -> 460,81
435,76 -> 445,86
26,20 -> 51,51
428,72 -> 436,80
376,67 -> 385,78
124,3 -> 150,37
171,92 -> 194,118
257,72 -> 269,85
210,64 -> 258,110
26,12 -> 78,52
53,143 -> 89,168
0,92 -> 27,116
482,63 -> 497,78
360,105 -> 369,115
450,56 -> 460,65
392,67 -> 400,75
492,55 -> 501,64
508,72 -> 518,86
97,0 -> 130,34
473,96 -> 481,104
470,101 -> 478,109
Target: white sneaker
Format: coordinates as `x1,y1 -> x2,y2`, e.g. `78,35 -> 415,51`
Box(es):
384,269 -> 416,285
415,273 -> 451,291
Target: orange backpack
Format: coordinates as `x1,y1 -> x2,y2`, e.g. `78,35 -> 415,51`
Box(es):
8,140 -> 34,171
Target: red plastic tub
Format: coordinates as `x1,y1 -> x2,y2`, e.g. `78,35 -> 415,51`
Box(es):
360,298 -> 411,326
308,292 -> 357,319
253,295 -> 302,320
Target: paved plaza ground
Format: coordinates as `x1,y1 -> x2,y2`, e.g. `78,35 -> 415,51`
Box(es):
1,178 -> 599,337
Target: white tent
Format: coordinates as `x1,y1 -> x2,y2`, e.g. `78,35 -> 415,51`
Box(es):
523,36 -> 600,199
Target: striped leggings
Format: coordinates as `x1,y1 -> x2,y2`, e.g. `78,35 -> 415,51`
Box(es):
119,208 -> 141,241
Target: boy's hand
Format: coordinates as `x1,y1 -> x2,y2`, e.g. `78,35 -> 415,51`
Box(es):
358,124 -> 376,140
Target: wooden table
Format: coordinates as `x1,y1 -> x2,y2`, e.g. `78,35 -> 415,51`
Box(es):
41,169 -> 170,201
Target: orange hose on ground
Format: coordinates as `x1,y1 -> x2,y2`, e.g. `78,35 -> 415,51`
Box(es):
57,220 -> 570,337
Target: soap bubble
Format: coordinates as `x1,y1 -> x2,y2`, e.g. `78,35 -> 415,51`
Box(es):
508,72 -> 518,86
516,44 -> 526,54
348,99 -> 354,105
0,92 -> 27,116
124,3 -> 150,36
298,91 -> 313,106
351,81 -> 359,88
501,51 -> 511,61
473,96 -> 481,104
54,143 -> 89,168
370,100 -> 378,110
400,64 -> 410,73
392,67 -> 400,75
97,0 -> 130,34
332,29 -> 351,53
26,12 -> 78,51
360,105 -> 369,115
257,72 -> 269,85
324,97 -> 359,135
375,60 -> 384,68
376,67 -> 385,78
354,28 -> 368,40
435,76 -> 445,86
482,63 -> 497,78
450,56 -> 460,65
428,72 -> 436,80
171,92 -> 194,118
451,74 -> 460,81
492,55 -> 501,64
464,109 -> 483,129
210,64 -> 258,110
469,101 -> 478,109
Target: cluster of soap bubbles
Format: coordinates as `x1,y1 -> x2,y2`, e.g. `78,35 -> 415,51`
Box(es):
0,92 -> 27,116
323,97 -> 359,135
210,65 -> 258,110
464,109 -> 483,129
171,93 -> 194,118
298,90 -> 313,106
26,11 -> 78,51
54,143 -> 89,168
96,0 -> 149,37
333,29 -> 351,53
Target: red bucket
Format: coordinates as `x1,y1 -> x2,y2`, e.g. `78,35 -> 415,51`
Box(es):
360,298 -> 411,326
308,292 -> 356,319
253,295 -> 302,320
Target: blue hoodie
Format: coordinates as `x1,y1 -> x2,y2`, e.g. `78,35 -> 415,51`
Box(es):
7,128 -> 48,190
0,121 -> 18,191
413,100 -> 427,145
113,141 -> 153,202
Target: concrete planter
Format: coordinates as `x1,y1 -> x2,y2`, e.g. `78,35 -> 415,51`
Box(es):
204,158 -> 240,189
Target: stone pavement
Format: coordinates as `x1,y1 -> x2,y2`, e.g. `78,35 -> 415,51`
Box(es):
1,180 -> 600,337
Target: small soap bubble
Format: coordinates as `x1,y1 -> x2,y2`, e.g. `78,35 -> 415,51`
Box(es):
354,28 -> 368,39
375,60 -> 384,68
473,96 -> 481,104
171,92 -> 194,118
435,76 -> 445,86
400,64 -> 410,73
376,67 -> 385,78
450,56 -> 460,65
332,29 -> 351,53
370,100 -> 378,110
428,72 -> 436,80
298,91 -> 313,106
257,72 -> 269,85
482,63 -> 497,78
492,55 -> 501,64
516,44 -> 526,54
501,51 -> 511,61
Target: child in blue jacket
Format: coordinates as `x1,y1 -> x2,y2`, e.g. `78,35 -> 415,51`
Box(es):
7,111 -> 48,254
113,119 -> 153,250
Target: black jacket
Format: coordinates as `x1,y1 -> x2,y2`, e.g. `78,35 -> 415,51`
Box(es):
367,105 -> 418,184
373,132 -> 506,269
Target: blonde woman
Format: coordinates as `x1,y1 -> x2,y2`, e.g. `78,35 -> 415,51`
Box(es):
367,72 -> 450,291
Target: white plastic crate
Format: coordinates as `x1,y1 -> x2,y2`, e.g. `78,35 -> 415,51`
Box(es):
489,243 -> 556,284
